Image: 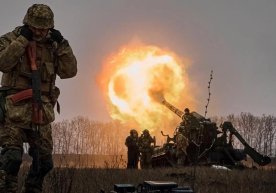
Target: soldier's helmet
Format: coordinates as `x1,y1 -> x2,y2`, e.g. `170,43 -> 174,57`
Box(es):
130,129 -> 138,135
184,108 -> 190,114
23,4 -> 54,29
143,129 -> 149,135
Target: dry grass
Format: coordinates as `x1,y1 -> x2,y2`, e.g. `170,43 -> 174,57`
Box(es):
18,166 -> 276,193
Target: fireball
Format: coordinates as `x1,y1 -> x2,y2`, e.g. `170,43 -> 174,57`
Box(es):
97,43 -> 194,131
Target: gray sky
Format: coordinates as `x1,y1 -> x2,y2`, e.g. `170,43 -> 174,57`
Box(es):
0,0 -> 275,121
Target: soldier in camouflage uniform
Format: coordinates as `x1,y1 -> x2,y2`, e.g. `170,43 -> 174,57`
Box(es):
181,108 -> 196,129
0,4 -> 77,193
175,126 -> 189,166
180,108 -> 201,143
138,129 -> 155,169
125,129 -> 139,169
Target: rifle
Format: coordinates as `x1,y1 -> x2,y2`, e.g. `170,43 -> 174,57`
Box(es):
27,41 -> 42,174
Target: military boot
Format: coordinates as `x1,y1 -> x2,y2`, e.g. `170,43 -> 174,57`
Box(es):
0,170 -> 6,193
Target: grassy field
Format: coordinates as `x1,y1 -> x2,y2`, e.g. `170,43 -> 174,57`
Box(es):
18,166 -> 276,193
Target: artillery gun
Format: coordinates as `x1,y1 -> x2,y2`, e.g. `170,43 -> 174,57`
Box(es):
151,97 -> 271,168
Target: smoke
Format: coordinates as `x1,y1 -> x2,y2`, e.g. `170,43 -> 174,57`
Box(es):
148,89 -> 165,104
97,42 -> 195,133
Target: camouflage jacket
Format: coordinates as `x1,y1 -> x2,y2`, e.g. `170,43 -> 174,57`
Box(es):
138,135 -> 154,152
0,26 -> 77,127
181,113 -> 200,130
0,26 -> 77,90
125,136 -> 138,148
175,132 -> 189,154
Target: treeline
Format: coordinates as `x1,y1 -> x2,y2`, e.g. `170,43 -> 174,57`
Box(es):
52,116 -> 129,155
52,113 -> 276,157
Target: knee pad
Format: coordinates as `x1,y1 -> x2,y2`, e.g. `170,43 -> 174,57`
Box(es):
0,148 -> 22,175
40,157 -> 53,176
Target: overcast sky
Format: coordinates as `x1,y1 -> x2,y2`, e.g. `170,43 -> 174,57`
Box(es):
0,0 -> 275,121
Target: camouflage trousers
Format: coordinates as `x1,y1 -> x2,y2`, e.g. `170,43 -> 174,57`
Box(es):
140,152 -> 152,169
0,123 -> 54,193
176,151 -> 186,166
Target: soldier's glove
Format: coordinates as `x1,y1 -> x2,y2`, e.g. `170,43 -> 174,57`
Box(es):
50,29 -> 64,43
20,25 -> 33,41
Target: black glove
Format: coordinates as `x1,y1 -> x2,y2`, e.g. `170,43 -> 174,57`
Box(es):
20,25 -> 33,41
50,29 -> 64,43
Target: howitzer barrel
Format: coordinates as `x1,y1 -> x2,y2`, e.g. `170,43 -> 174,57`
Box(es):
221,122 -> 271,166
161,99 -> 184,119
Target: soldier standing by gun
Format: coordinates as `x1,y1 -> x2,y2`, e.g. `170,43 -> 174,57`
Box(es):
138,129 -> 155,169
125,129 -> 139,169
180,108 -> 200,143
175,126 -> 189,166
0,4 -> 77,193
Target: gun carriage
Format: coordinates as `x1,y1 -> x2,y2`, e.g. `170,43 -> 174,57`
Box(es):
151,98 -> 271,168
